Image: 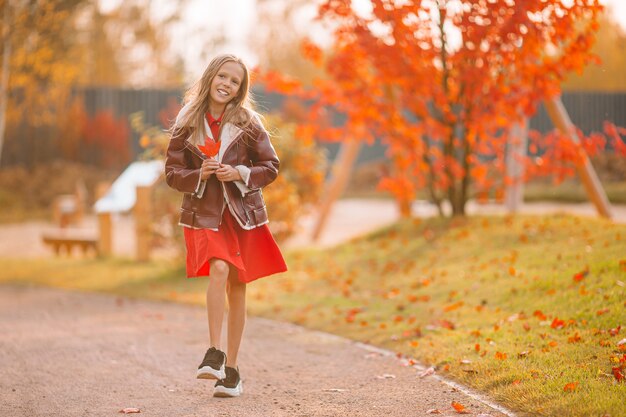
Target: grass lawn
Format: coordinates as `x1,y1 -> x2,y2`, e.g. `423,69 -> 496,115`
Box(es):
0,214 -> 624,417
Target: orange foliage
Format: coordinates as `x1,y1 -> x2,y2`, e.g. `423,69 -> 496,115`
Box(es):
82,110 -> 131,169
260,0 -> 625,216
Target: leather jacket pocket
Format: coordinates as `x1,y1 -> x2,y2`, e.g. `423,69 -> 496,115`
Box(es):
179,207 -> 195,225
242,189 -> 268,225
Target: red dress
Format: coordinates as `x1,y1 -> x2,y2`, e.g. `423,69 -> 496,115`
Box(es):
183,112 -> 287,283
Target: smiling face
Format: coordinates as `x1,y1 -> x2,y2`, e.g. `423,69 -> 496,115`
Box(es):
209,61 -> 245,115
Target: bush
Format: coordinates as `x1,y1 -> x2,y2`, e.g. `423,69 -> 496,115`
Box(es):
0,161 -> 116,223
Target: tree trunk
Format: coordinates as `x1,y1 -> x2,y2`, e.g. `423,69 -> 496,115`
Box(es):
457,137 -> 471,216
0,2 -> 11,167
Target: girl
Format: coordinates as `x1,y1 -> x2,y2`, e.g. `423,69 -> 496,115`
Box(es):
165,54 -> 287,398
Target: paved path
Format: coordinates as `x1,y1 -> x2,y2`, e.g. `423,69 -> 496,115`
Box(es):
285,199 -> 626,248
0,285 -> 511,417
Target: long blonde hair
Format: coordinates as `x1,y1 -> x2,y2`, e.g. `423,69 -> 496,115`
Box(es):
175,54 -> 258,144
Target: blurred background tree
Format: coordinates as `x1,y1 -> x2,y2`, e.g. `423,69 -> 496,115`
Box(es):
0,0 -> 88,167
563,9 -> 626,91
77,0 -> 186,87
0,0 -> 186,168
252,0 -> 326,86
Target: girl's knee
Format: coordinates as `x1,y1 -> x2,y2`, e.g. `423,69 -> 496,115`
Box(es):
210,260 -> 230,279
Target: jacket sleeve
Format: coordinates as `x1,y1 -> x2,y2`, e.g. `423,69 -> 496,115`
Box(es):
247,126 -> 280,190
164,126 -> 202,194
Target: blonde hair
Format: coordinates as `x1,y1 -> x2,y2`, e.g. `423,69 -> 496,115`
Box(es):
175,54 -> 258,144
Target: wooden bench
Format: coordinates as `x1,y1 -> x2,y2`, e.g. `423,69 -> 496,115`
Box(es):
42,233 -> 98,256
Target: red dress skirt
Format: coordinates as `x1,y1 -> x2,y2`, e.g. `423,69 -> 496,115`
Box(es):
183,208 -> 287,283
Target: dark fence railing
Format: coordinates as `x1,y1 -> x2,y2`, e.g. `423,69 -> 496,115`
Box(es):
3,88 -> 625,168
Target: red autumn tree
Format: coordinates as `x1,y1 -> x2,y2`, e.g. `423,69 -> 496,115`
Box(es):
265,0 -> 618,216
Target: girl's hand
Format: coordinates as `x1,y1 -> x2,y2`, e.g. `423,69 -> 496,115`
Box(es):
215,164 -> 243,182
200,158 -> 220,180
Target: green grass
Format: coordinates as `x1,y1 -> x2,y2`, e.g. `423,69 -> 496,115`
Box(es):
524,180 -> 626,204
1,214 -> 625,416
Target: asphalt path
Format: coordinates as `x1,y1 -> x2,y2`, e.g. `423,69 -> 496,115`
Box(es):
0,284 -> 512,417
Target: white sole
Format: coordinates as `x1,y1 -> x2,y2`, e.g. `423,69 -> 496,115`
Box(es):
197,365 -> 225,380
213,381 -> 243,398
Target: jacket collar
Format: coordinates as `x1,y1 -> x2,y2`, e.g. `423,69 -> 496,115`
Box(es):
215,123 -> 243,163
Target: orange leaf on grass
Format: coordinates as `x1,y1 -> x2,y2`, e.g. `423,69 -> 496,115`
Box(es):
495,351 -> 507,360
563,382 -> 578,392
551,318 -> 565,329
443,301 -> 464,312
451,401 -> 470,414
568,332 -> 582,343
573,266 -> 589,282
198,140 -> 220,157
612,367 -> 625,382
609,325 -> 622,336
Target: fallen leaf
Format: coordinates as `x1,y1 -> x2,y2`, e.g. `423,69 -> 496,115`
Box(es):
568,332 -> 582,343
596,308 -> 610,316
609,325 -> 621,336
418,367 -> 436,378
119,408 -> 141,414
563,382 -> 578,392
444,301 -> 464,312
612,367 -> 625,382
617,338 -> 626,346
573,266 -> 589,282
451,401 -> 470,414
495,351 -> 507,360
426,409 -> 443,415
551,318 -> 565,329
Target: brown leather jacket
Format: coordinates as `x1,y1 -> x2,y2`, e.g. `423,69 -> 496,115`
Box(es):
164,112 -> 279,230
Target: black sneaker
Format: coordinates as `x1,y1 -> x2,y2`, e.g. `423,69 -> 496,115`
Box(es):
213,366 -> 243,397
196,347 -> 226,380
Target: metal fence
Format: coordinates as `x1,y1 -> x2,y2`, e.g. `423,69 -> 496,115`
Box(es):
3,87 -> 625,167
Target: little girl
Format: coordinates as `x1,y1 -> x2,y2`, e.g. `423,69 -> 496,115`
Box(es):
165,54 -> 287,397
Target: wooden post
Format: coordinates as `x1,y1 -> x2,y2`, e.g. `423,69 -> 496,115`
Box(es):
135,185 -> 152,261
97,212 -> 112,256
544,97 -> 612,219
505,117 -> 528,213
311,140 -> 361,241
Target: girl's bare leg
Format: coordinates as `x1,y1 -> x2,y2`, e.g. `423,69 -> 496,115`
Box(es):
207,259 -> 229,348
226,269 -> 246,367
